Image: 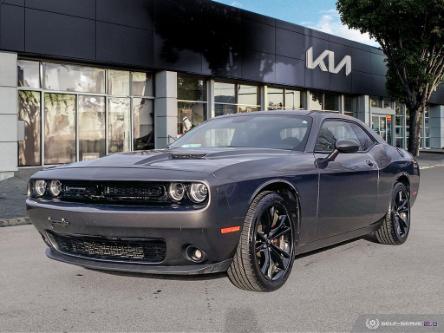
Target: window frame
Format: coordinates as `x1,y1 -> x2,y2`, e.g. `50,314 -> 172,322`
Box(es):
17,58 -> 154,167
214,80 -> 261,115
314,118 -> 378,154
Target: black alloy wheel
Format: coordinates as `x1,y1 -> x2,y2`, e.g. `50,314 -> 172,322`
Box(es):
254,202 -> 293,281
228,191 -> 296,291
375,182 -> 411,245
392,185 -> 410,238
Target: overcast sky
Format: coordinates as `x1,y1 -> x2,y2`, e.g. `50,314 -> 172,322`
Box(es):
212,0 -> 379,47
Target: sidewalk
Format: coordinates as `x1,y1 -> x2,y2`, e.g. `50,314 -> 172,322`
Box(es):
0,168 -> 40,227
1,153 -> 444,227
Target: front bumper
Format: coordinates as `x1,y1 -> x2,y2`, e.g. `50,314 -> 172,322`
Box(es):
27,198 -> 242,275
46,248 -> 232,275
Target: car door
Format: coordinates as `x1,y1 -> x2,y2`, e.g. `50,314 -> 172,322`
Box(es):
314,119 -> 379,238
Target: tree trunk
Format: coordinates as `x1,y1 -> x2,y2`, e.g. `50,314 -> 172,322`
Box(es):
407,105 -> 425,157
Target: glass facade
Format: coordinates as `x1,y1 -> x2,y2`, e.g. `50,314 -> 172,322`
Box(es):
214,81 -> 260,116
394,103 -> 405,148
17,60 -> 154,166
108,98 -> 131,153
78,95 -> 106,161
343,95 -> 354,116
267,87 -> 305,110
310,91 -> 340,111
44,93 -> 76,164
17,59 -> 433,168
18,91 -> 41,166
133,98 -> 155,150
177,75 -> 207,135
370,99 -> 431,149
421,110 -> 431,149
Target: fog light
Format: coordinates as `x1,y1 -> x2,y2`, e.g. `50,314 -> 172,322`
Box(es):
186,246 -> 206,263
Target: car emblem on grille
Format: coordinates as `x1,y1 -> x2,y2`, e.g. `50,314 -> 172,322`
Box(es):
48,217 -> 70,227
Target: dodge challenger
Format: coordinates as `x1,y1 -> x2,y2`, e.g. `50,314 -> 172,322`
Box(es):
27,111 -> 420,291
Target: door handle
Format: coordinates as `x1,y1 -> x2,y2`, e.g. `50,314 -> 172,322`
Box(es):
365,160 -> 375,167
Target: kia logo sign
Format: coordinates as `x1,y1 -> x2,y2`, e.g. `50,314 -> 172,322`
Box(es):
306,47 -> 352,76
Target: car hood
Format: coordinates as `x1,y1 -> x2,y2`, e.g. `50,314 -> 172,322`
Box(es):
32,148 -> 299,182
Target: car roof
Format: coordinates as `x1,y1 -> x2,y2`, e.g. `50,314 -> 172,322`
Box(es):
214,110 -> 357,121
212,110 -> 383,144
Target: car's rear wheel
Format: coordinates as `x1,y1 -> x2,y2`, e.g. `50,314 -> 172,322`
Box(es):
227,191 -> 296,291
374,182 -> 411,245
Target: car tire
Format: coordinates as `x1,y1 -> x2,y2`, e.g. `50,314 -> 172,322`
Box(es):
374,182 -> 411,245
227,191 -> 296,291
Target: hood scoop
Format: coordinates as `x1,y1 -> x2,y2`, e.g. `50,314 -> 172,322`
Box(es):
170,153 -> 207,160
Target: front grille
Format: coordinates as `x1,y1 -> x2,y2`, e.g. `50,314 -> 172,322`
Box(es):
49,232 -> 166,263
59,181 -> 168,205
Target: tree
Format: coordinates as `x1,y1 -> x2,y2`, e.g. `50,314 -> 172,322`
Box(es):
337,0 -> 444,156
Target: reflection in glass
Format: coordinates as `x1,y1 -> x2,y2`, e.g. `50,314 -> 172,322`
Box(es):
44,93 -> 76,164
78,96 -> 106,161
107,70 -> 130,96
214,82 -> 236,104
17,60 -> 40,88
268,88 -> 284,110
237,84 -> 259,106
237,105 -> 260,113
370,96 -> 382,108
215,103 -> 236,117
344,95 -> 354,115
43,62 -> 105,93
324,92 -> 339,111
177,75 -> 207,101
108,98 -> 131,153
178,102 -> 207,135
18,91 -> 41,166
133,98 -> 154,150
285,90 -> 304,110
311,91 -> 323,110
131,72 -> 153,96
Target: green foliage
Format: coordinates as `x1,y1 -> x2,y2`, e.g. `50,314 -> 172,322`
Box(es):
337,0 -> 444,154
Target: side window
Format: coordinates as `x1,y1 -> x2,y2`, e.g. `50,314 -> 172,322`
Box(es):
351,123 -> 376,151
315,120 -> 375,152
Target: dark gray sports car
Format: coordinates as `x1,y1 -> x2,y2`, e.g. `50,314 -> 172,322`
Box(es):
27,111 -> 420,291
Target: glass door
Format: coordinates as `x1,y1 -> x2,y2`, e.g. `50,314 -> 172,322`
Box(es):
372,115 -> 393,144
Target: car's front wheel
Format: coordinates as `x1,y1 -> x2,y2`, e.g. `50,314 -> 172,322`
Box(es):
374,182 -> 411,245
227,191 -> 296,291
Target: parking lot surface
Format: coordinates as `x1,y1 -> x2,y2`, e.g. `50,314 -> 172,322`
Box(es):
1,167 -> 443,332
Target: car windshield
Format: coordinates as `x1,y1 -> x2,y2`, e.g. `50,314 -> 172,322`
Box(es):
170,114 -> 312,151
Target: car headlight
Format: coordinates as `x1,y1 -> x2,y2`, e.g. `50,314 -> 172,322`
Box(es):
49,180 -> 62,197
169,182 -> 185,201
189,183 -> 208,203
33,180 -> 47,197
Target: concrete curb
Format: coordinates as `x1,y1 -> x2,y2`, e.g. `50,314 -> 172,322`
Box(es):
0,216 -> 31,227
419,164 -> 444,170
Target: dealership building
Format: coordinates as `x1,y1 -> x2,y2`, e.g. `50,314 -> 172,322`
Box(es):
1,0 -> 444,179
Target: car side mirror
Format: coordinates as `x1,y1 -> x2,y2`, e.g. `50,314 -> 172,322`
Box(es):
335,139 -> 360,154
316,139 -> 360,169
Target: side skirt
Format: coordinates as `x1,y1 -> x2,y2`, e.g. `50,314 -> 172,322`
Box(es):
294,221 -> 381,256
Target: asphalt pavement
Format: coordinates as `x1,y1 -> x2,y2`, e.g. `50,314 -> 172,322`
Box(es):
0,167 -> 444,332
